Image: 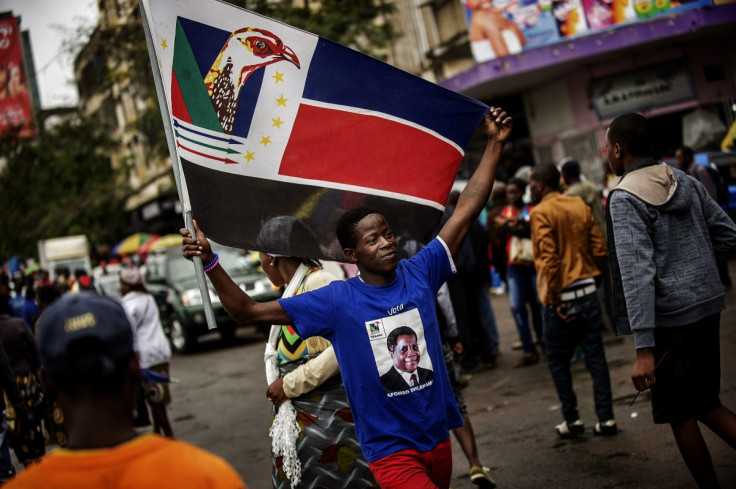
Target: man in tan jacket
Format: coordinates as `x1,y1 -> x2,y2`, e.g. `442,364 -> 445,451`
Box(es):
561,159 -> 615,330
529,163 -> 616,439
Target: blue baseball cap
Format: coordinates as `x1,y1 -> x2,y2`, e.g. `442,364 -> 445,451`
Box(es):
36,293 -> 134,376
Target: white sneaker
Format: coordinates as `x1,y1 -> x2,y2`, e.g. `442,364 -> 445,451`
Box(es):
555,419 -> 584,438
469,466 -> 496,489
594,419 -> 618,436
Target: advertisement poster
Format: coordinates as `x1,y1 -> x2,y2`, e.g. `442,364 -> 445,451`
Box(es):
0,16 -> 35,138
462,0 -> 712,63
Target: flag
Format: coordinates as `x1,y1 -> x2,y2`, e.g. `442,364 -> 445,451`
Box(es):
141,0 -> 489,261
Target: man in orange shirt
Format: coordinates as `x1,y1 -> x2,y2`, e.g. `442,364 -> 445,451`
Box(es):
6,293 -> 247,489
528,163 -> 616,439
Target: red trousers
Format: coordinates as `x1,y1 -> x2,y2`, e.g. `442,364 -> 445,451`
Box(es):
368,437 -> 452,489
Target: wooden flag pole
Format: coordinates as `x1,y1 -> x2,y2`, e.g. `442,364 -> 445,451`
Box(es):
140,0 -> 217,331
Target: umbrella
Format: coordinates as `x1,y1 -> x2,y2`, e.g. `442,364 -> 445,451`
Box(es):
113,233 -> 159,256
146,234 -> 184,253
136,236 -> 161,255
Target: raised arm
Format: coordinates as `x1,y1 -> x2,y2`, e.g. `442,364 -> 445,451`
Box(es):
439,106 -> 512,256
180,221 -> 292,326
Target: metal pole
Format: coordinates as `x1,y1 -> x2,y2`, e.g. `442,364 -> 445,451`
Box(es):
139,0 -> 217,330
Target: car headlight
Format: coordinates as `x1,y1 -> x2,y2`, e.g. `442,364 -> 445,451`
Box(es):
239,277 -> 273,295
180,288 -> 221,306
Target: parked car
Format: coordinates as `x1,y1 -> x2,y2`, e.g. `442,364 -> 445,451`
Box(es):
144,244 -> 281,353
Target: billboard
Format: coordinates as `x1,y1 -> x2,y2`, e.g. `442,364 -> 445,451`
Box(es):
0,16 -> 35,138
462,0 -> 713,63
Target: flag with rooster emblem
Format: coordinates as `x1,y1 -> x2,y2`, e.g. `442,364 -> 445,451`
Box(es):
141,0 -> 489,261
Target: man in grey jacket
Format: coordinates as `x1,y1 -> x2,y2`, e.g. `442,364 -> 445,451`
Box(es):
605,112 -> 736,489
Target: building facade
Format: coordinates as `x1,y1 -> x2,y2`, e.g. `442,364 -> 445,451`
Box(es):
74,0 -> 736,230
74,0 -> 181,235
390,0 -> 736,184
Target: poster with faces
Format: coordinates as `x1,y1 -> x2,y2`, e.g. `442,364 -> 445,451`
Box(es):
366,308 -> 434,394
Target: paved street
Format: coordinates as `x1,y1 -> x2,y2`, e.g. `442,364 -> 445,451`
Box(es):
168,262 -> 736,489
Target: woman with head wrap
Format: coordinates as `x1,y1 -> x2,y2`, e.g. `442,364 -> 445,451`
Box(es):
257,216 -> 374,489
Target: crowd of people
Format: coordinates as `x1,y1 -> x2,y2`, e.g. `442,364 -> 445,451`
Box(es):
0,254 -> 177,484
0,108 -> 734,489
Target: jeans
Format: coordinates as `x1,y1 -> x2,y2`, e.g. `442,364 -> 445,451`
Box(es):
448,275 -> 495,369
542,292 -> 614,424
475,285 -> 499,349
507,265 -> 542,354
0,412 -> 14,482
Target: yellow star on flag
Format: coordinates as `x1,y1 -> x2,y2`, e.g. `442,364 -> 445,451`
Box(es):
260,136 -> 272,147
243,151 -> 255,162
161,38 -> 168,50
272,71 -> 285,84
272,117 -> 284,129
276,95 -> 288,107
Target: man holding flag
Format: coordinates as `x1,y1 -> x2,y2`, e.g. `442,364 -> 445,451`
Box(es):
181,107 -> 512,489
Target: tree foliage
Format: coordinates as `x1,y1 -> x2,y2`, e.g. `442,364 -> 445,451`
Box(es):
0,0 -> 397,261
89,15 -> 169,161
237,0 -> 396,58
0,116 -> 127,260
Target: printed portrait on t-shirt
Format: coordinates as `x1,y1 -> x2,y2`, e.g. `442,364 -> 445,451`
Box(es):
365,308 -> 434,393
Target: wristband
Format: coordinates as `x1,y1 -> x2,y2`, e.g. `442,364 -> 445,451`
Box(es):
203,252 -> 219,273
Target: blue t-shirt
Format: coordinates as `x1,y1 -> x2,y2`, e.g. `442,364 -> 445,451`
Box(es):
278,238 -> 462,462
21,300 -> 39,329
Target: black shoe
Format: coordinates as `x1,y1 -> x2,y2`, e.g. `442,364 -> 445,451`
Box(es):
513,352 -> 539,368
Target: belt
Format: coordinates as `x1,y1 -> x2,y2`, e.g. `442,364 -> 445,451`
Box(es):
560,283 -> 596,301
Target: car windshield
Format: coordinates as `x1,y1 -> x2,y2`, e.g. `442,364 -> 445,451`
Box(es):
166,248 -> 258,282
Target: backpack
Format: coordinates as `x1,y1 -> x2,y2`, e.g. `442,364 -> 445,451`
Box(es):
703,165 -> 729,205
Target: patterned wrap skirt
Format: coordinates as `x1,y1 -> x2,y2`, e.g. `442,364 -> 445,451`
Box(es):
4,373 -> 48,464
271,356 -> 377,489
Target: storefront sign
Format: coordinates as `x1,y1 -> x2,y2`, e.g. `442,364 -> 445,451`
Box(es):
591,61 -> 694,118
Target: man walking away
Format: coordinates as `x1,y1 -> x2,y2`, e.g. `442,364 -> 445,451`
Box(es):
606,113 -> 736,489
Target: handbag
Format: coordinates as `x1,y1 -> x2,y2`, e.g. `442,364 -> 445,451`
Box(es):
509,236 -> 534,265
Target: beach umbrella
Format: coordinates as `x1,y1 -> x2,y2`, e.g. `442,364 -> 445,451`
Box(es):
113,233 -> 159,256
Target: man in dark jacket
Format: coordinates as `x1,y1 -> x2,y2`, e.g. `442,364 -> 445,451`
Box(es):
606,113 -> 736,489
